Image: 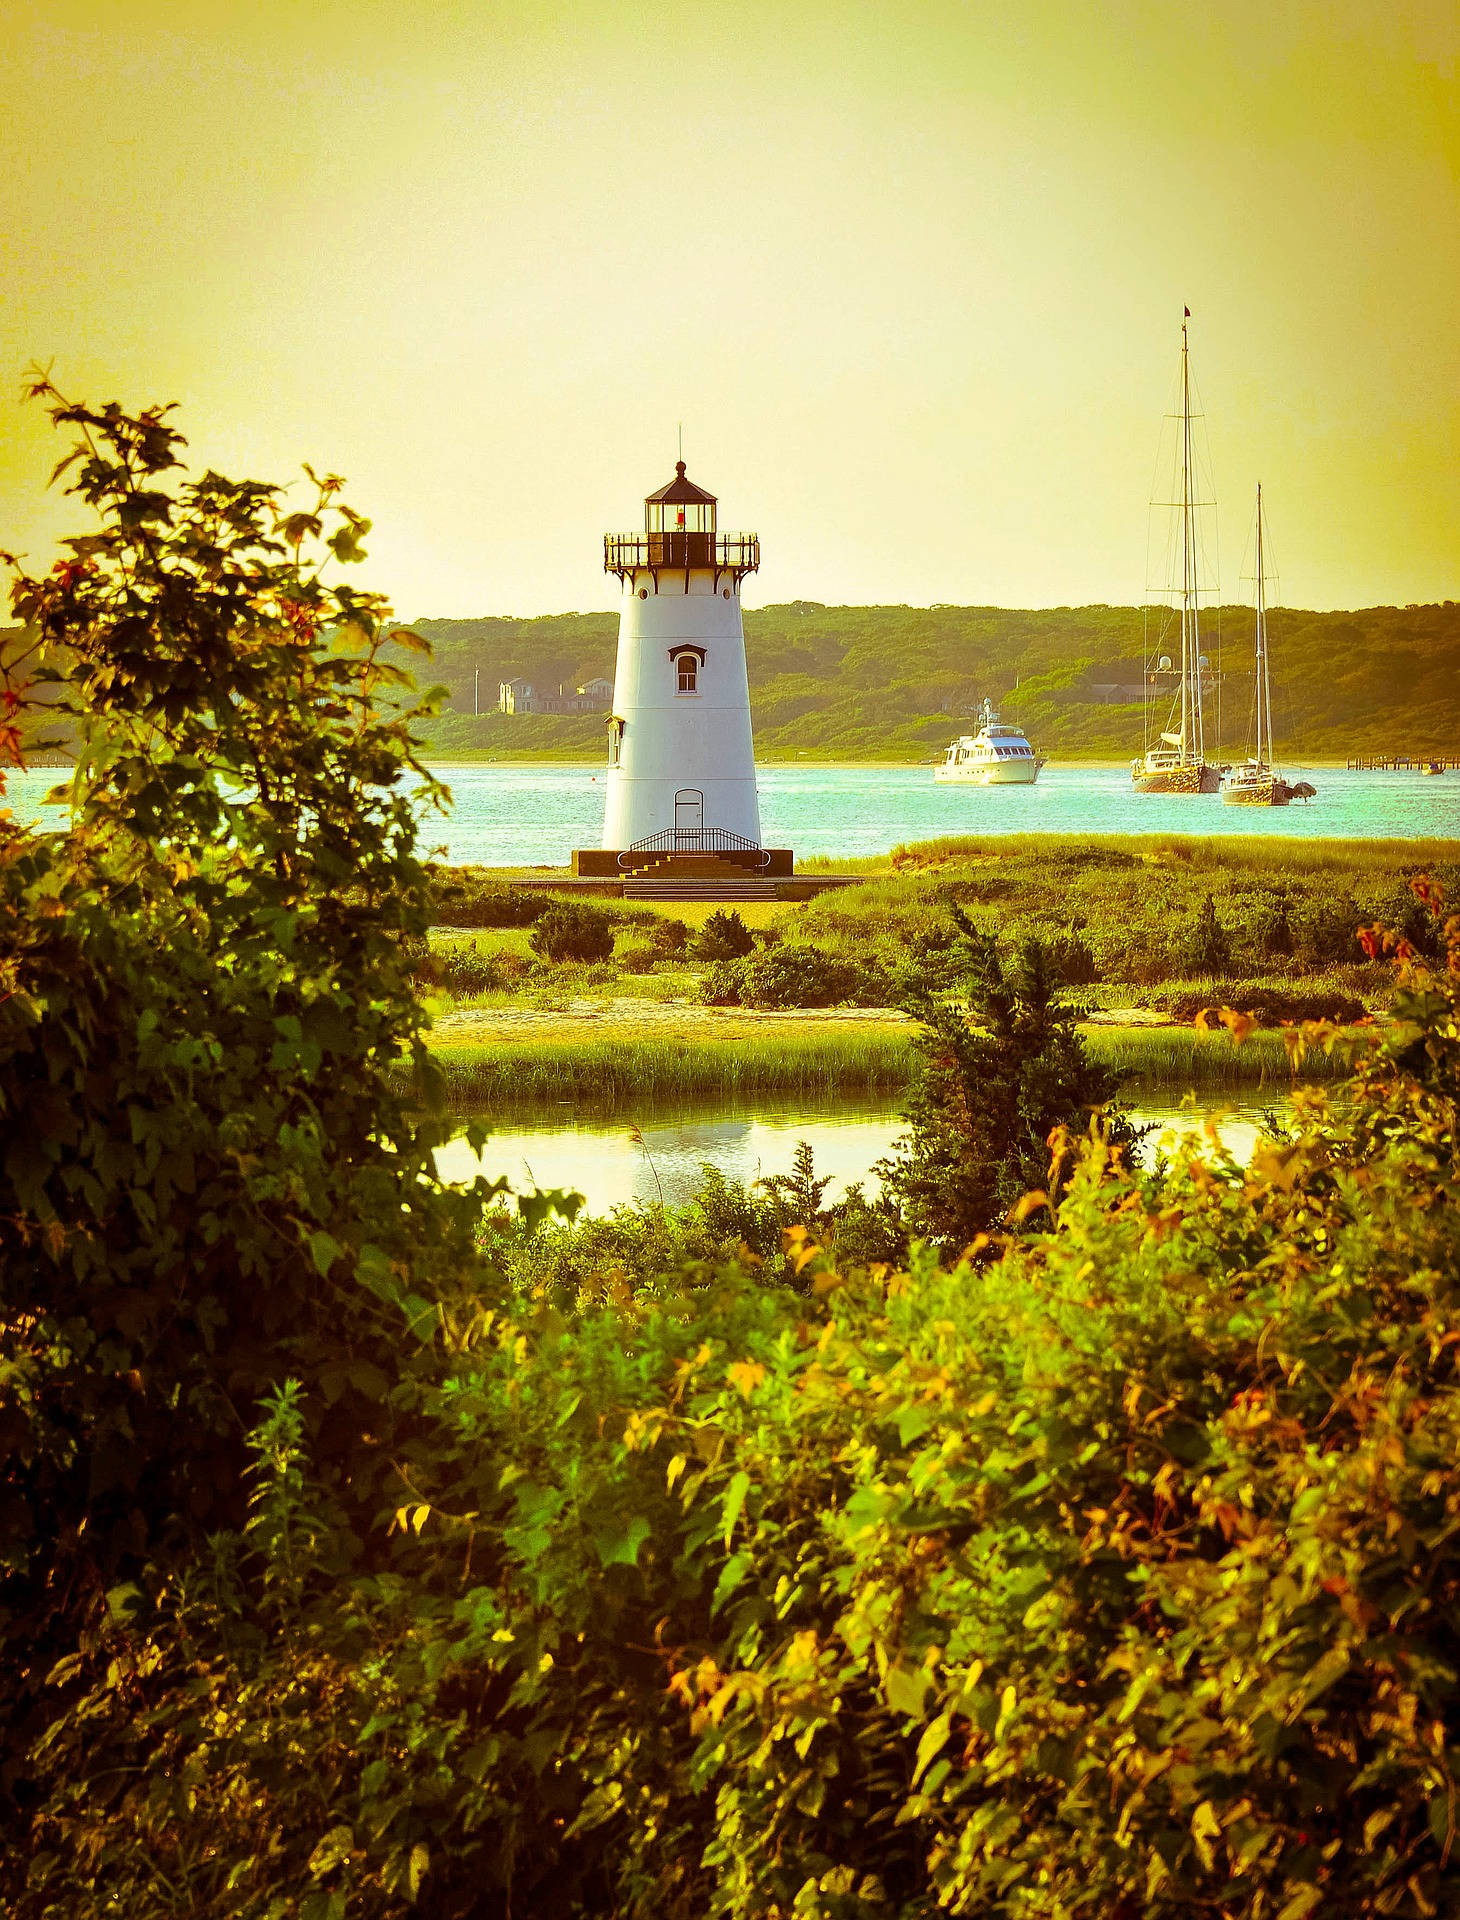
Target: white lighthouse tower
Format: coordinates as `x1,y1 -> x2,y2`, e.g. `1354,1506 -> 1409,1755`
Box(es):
574,463 -> 790,881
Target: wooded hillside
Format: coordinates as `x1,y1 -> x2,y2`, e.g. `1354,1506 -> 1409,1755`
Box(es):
410,599 -> 1460,761
10,598 -> 1456,765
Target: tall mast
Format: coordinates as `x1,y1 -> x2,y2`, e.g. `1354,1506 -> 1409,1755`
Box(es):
1254,483 -> 1270,768
1179,312 -> 1204,764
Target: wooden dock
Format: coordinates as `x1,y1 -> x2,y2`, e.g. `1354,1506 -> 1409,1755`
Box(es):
1346,754 -> 1458,771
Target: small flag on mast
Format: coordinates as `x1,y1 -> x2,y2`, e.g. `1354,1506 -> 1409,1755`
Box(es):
1184,305 -> 1191,317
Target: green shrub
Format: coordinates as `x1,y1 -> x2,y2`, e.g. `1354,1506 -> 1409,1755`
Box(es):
740,943 -> 877,1008
426,870 -> 547,927
698,943 -> 892,1009
693,907 -> 756,961
1049,920 -> 1100,984
699,956 -> 748,1004
617,942 -> 658,975
0,383 -> 488,1876
1295,891 -> 1363,965
881,909 -> 1137,1248
1252,892 -> 1296,957
648,915 -> 690,957
436,943 -> 503,995
1190,890 -> 1233,973
401,935 -> 503,995
1165,983 -> 1368,1027
528,901 -> 615,963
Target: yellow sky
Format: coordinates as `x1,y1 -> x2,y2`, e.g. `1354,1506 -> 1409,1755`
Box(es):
1,0 -> 1456,616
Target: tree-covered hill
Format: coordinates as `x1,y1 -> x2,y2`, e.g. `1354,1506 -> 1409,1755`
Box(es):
11,598 -> 1457,765
411,599 -> 1460,761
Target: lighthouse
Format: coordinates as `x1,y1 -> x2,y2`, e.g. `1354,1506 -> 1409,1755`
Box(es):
574,462 -> 791,883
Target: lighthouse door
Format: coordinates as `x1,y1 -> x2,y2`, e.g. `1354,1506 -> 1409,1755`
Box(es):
673,789 -> 704,846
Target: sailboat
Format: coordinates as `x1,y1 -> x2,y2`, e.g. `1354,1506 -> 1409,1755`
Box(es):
1220,486 -> 1315,806
1132,311 -> 1223,794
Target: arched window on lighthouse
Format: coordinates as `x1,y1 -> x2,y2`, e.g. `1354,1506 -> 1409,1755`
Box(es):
670,645 -> 705,694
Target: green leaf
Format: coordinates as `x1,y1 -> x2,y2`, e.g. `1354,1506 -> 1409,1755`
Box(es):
328,522 -> 369,563
307,1825 -> 354,1876
884,1664 -> 933,1718
591,1513 -> 652,1568
309,1230 -> 344,1277
1275,1886 -> 1323,1920
408,1841 -> 429,1899
721,1469 -> 751,1545
913,1712 -> 952,1785
105,1582 -> 142,1623
712,1550 -> 752,1615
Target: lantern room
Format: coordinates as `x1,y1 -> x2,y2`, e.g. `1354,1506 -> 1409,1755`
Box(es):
644,461 -> 716,535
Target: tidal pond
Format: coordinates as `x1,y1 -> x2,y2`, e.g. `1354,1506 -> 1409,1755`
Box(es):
435,1086 -> 1290,1216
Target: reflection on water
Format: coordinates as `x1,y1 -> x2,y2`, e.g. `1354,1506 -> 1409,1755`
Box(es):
434,1089 -> 1289,1216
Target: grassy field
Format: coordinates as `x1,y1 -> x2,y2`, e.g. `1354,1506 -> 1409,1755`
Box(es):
412,833 -> 1425,1107
424,834 -> 1428,1005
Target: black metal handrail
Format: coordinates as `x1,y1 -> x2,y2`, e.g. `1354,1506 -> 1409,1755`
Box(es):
618,826 -> 771,870
604,532 -> 760,577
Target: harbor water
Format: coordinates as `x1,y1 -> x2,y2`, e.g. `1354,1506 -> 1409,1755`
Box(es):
401,761 -> 1459,863
9,761 -> 1458,862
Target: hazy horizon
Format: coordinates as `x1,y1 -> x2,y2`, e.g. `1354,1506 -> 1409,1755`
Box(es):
3,0 -> 1456,619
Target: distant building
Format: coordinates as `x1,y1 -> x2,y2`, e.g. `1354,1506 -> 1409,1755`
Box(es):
497,675 -> 614,715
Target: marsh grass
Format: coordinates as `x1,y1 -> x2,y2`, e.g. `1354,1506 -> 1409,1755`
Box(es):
426,1029 -> 917,1108
1083,1026 -> 1355,1089
422,1019 -> 1354,1109
886,831 -> 1459,873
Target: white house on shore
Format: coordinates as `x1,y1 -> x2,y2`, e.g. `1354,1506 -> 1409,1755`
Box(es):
497,675 -> 613,715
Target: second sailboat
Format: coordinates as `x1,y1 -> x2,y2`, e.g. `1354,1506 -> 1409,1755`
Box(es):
1220,486 -> 1315,806
1132,311 -> 1223,794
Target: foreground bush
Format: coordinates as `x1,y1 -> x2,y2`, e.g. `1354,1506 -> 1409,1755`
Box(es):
18,905 -> 1460,1919
1165,981 -> 1369,1027
528,900 -> 616,963
700,941 -> 891,1009
8,388 -> 1460,1919
0,385 -> 489,1888
404,935 -> 505,995
426,868 -> 549,927
693,906 -> 757,961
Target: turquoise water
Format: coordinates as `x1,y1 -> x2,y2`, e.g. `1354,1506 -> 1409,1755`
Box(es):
434,1090 -> 1282,1215
9,760 -> 1457,863
426,762 -> 1458,863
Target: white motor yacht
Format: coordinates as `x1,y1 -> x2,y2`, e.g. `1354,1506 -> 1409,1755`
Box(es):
935,701 -> 1043,785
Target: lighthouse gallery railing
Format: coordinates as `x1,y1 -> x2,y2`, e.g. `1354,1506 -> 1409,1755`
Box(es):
603,532 -> 760,577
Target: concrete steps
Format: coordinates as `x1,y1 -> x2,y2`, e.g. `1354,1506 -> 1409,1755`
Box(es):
622,879 -> 783,901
